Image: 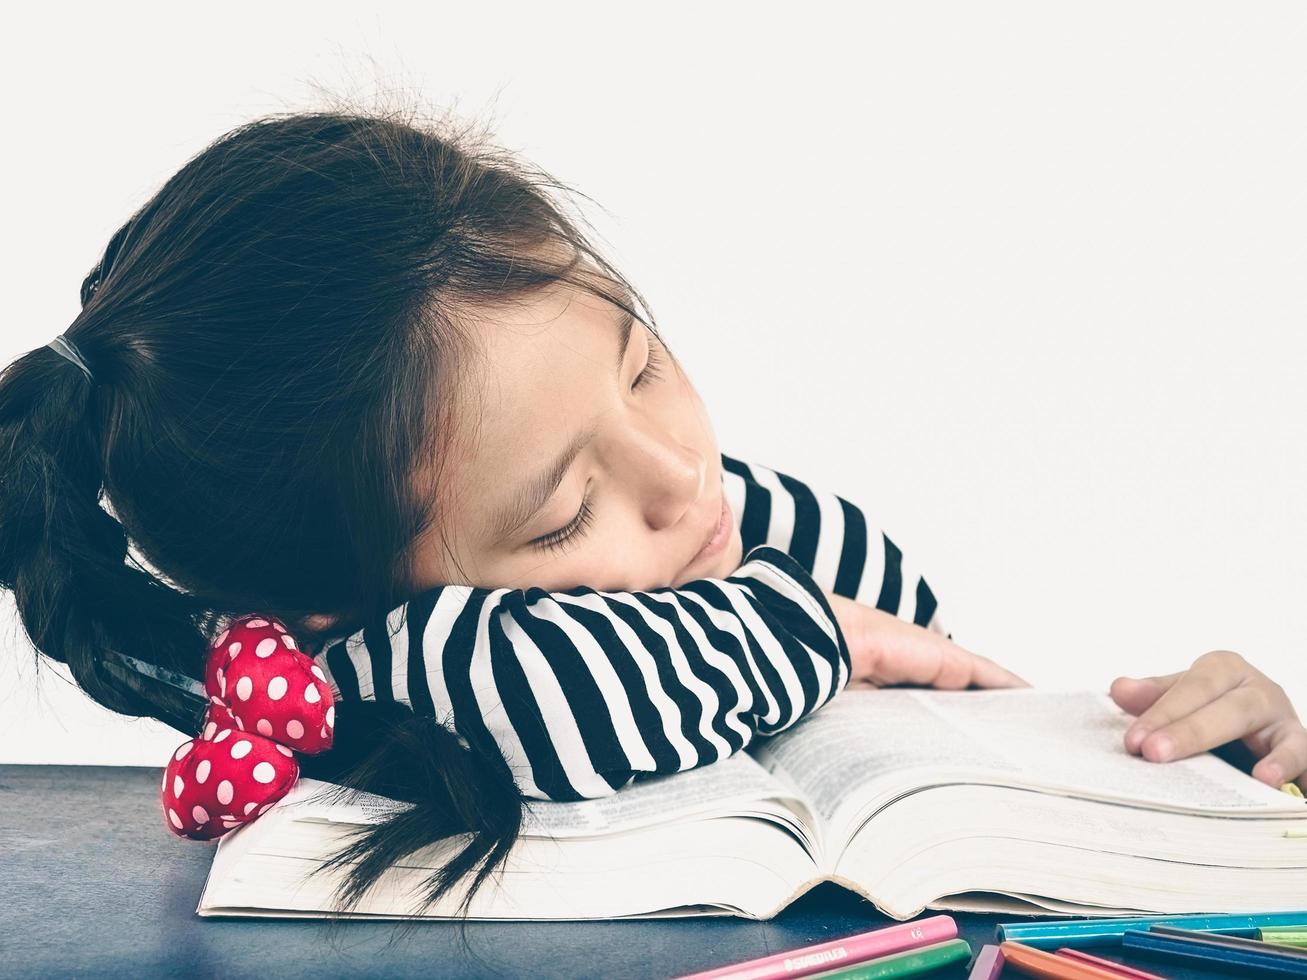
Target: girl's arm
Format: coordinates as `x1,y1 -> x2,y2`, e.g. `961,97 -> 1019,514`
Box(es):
313,544 -> 850,801
721,452 -> 948,636
724,452 -> 1026,689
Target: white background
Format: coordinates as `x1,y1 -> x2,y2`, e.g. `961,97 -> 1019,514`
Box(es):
3,2 -> 1304,765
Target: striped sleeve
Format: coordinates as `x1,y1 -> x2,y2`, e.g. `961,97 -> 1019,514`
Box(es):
721,452 -> 949,638
311,544 -> 850,802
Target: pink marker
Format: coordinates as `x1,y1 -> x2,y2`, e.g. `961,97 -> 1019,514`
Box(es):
968,944 -> 1005,980
674,915 -> 959,980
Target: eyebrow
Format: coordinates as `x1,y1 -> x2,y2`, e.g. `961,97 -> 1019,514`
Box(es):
487,307 -> 638,542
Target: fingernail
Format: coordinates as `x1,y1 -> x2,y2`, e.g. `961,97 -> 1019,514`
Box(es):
1125,726 -> 1149,751
1149,734 -> 1174,761
1263,764 -> 1283,786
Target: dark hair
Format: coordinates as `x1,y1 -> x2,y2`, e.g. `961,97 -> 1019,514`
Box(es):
0,93 -> 662,935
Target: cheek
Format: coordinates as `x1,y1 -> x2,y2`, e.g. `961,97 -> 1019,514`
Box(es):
590,524 -> 666,591
664,367 -> 716,442
504,543 -> 631,593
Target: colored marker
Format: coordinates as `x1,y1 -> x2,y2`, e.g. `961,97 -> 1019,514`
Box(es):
997,911 -> 1307,949
967,944 -> 1004,980
1199,927 -> 1267,938
1150,925 -> 1307,960
802,939 -> 972,980
998,941 -> 1132,979
1055,948 -> 1166,979
1124,928 -> 1307,976
674,915 -> 959,980
1262,929 -> 1307,948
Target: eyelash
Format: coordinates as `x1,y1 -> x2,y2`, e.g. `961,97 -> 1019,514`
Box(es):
532,489 -> 596,554
530,334 -> 667,554
631,331 -> 666,391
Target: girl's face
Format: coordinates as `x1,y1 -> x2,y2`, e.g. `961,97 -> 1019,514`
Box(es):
411,281 -> 743,594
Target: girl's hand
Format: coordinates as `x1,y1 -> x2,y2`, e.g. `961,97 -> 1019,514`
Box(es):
825,591 -> 1029,690
1110,650 -> 1307,789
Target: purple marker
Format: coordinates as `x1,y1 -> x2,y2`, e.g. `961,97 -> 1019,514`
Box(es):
967,944 -> 1004,980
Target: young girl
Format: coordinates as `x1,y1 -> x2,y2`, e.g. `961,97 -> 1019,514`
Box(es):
2,102 -> 1302,920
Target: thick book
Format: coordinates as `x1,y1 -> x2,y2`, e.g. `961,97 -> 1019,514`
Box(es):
195,689 -> 1307,921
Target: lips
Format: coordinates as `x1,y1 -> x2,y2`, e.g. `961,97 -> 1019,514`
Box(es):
697,496 -> 724,553
682,493 -> 729,578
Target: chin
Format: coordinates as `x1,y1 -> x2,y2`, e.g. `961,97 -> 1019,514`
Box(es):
721,526 -> 744,575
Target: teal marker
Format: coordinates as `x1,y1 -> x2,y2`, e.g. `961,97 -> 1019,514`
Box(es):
998,911 -> 1307,949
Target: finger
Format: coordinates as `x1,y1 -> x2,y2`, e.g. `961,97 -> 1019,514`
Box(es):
1123,653 -> 1249,753
1115,674 -> 1185,753
1139,683 -> 1283,762
931,646 -> 1028,690
926,641 -> 974,690
966,652 -> 1031,689
1110,673 -> 1183,720
870,627 -> 1025,690
868,630 -> 957,688
1251,722 -> 1307,788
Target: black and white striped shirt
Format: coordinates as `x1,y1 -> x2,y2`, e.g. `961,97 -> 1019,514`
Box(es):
313,452 -> 945,801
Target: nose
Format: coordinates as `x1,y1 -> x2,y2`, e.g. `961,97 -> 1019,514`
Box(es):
612,423 -> 705,531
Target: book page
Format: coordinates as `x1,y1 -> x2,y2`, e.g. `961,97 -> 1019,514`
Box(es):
749,689 -> 1020,824
517,752 -> 811,839
914,689 -> 1295,810
279,751 -> 813,840
749,689 -> 1298,829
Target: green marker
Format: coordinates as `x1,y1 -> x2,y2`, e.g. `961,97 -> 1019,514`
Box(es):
802,939 -> 972,979
1260,928 -> 1307,947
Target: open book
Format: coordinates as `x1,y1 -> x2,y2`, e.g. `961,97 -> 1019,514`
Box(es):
196,689 -> 1307,921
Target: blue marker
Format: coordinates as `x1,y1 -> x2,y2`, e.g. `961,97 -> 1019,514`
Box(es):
1124,928 -> 1307,975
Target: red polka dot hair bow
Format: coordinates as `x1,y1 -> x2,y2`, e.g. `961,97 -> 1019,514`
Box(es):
160,614 -> 336,841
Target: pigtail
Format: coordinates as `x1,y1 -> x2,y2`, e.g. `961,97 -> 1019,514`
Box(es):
0,337 -> 213,735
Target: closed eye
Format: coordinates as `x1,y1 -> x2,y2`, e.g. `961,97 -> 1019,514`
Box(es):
529,330 -> 668,554
529,486 -> 596,554
631,329 -> 666,391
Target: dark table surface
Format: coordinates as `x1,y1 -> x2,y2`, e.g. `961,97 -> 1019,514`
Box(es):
0,763 -> 1254,979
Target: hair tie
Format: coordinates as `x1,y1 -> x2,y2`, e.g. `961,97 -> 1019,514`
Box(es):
160,614 -> 336,840
46,333 -> 94,382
